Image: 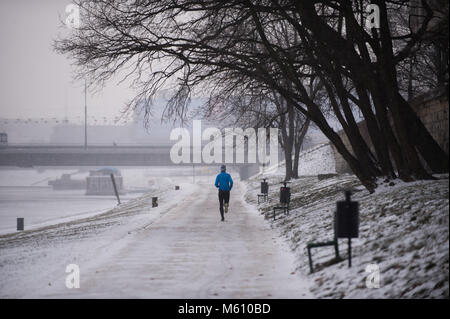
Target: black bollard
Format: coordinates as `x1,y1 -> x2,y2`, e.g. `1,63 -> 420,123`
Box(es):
17,218 -> 24,231
152,197 -> 158,207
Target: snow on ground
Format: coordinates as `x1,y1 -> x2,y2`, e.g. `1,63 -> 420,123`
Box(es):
259,143 -> 336,177
0,167 -> 195,233
2,156 -> 447,299
0,177 -> 195,298
244,172 -> 449,298
298,143 -> 336,175
0,187 -> 145,234
0,174 -> 312,298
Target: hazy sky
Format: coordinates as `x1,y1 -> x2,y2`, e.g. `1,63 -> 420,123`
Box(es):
0,0 -> 338,143
0,0 -> 135,120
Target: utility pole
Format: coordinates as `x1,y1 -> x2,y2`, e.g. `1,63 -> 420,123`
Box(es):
84,79 -> 88,150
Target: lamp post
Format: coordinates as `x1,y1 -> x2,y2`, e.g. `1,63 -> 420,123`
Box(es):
84,79 -> 88,150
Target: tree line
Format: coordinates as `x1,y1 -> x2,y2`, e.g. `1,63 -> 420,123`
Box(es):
55,0 -> 449,192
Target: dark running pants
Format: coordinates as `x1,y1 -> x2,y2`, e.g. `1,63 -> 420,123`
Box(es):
218,190 -> 230,218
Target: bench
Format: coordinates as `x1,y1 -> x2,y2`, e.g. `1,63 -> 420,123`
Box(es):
271,183 -> 291,220
306,212 -> 341,273
272,205 -> 289,220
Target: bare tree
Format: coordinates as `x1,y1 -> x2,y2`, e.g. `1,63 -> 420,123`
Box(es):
55,0 -> 449,192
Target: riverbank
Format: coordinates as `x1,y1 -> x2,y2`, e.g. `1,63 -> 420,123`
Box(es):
0,178 -> 193,298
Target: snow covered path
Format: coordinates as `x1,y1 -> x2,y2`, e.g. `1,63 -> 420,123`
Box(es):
1,180 -> 311,298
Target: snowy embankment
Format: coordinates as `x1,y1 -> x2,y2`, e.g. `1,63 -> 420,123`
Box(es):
245,157 -> 448,298
261,143 -> 336,176
0,167 -> 190,233
0,177 -> 194,298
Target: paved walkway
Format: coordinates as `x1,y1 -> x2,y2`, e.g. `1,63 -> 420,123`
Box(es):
40,182 -> 311,298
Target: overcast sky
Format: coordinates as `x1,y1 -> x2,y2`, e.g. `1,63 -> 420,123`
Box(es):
0,0 -> 136,120
0,0 -> 338,144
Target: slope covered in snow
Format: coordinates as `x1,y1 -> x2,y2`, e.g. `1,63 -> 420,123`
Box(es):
244,173 -> 449,298
259,143 -> 336,177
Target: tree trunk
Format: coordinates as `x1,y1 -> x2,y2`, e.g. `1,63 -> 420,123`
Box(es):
292,118 -> 310,179
278,102 -> 294,181
303,103 -> 378,192
397,94 -> 449,173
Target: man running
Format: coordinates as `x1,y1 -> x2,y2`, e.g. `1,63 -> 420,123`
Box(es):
214,164 -> 233,222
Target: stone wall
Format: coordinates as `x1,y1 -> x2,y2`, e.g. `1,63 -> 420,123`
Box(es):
410,88 -> 449,155
331,88 -> 449,174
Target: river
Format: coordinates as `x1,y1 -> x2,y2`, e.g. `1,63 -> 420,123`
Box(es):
0,166 -> 198,234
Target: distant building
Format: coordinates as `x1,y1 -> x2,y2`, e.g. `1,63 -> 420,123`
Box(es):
86,168 -> 124,195
0,120 -> 54,144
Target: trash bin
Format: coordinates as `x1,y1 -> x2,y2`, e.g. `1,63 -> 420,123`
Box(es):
335,191 -> 359,238
280,186 -> 291,204
261,179 -> 269,194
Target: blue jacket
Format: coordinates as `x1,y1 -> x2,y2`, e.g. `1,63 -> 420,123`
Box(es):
215,172 -> 233,191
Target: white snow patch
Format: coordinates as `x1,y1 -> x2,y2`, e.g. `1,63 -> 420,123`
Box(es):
244,170 -> 449,298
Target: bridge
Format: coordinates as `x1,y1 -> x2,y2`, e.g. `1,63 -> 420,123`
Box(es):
0,144 -> 260,179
